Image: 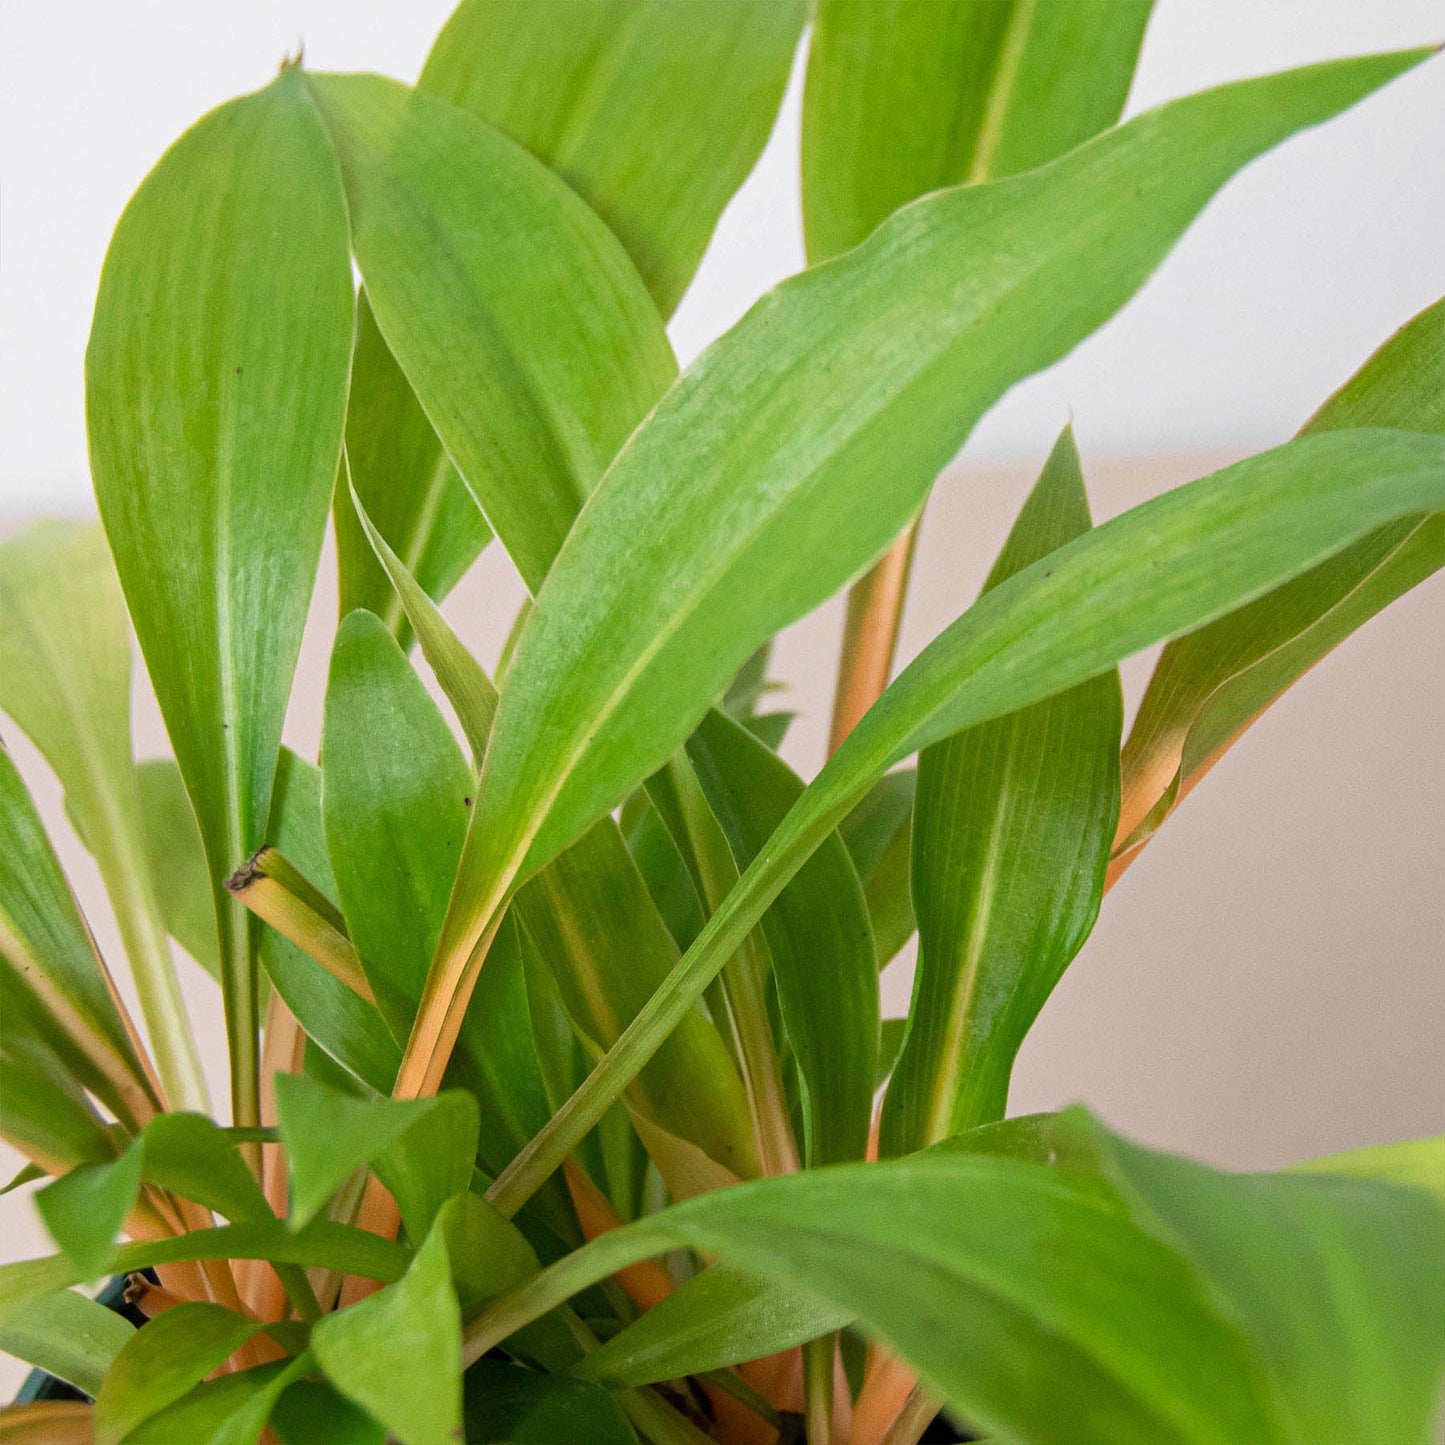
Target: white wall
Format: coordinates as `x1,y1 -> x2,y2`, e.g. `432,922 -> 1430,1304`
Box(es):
2,1 -> 1442,511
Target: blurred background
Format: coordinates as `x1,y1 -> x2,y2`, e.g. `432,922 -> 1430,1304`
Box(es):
1,0 -> 1442,1391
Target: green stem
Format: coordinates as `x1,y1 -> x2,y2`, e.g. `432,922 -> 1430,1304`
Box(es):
215,885 -> 261,1164
804,1334 -> 837,1445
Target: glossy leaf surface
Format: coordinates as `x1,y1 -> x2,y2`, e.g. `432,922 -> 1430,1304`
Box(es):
882,432 -> 1121,1153
803,0 -> 1153,260
85,67 -> 354,1123
421,0 -> 805,316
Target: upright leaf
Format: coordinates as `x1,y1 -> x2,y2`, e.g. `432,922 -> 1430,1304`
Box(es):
335,295 -> 492,648
687,708 -> 879,1164
489,429 -> 1445,1211
303,71 -> 677,594
86,67 -> 355,1125
802,0 -> 1154,261
0,524 -> 204,1107
421,0 -> 805,316
134,761 -> 221,982
1116,297 -> 1445,870
882,432 -> 1122,1154
313,1226 -> 462,1445
839,769 -> 916,968
422,52 -> 1427,1099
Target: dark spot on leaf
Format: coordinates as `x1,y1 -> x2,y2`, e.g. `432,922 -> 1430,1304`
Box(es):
463,796 -> 473,807
234,366 -> 243,376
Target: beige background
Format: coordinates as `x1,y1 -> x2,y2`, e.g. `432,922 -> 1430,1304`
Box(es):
2,446 -> 1442,1391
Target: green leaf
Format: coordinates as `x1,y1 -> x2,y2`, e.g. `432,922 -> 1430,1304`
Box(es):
491,427 -> 1445,1214
34,1138 -> 144,1280
687,709 -> 879,1164
1077,1114 -> 1445,1445
303,71 -> 677,594
313,1225 -> 462,1445
322,610 -> 473,1037
840,770 -> 916,969
0,745 -> 156,1130
573,1263 -> 846,1388
85,67 -> 355,1127
803,0 -> 1154,261
421,0 -> 805,317
0,1288 -> 132,1398
1288,1136 -> 1445,1205
260,751 -> 402,1095
876,1018 -> 908,1088
335,293 -> 492,650
436,52 -> 1428,1077
514,819 -> 758,1184
1118,297 -> 1445,865
0,1055 -> 113,1177
883,431 -> 1122,1153
140,1112 -> 271,1225
272,1380 -> 385,1445
345,477 -> 498,764
0,524 -> 204,1109
462,1359 -> 637,1445
93,1303 -> 265,1445
125,1355 -> 311,1445
275,1072 -> 476,1240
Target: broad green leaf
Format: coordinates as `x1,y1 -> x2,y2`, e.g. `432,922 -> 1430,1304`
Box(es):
313,1226 -> 462,1445
1078,1114 -> 1445,1445
490,428 -> 1445,1213
515,819 -> 758,1183
260,751 -> 402,1095
322,610 -> 473,1037
140,1112 -> 271,1224
1117,297 -> 1445,865
0,1221 -> 407,1330
303,71 -> 677,594
840,770 -> 917,969
125,1355 -> 310,1445
345,477 -> 497,764
883,431 -> 1122,1153
274,1072 -> 475,1239
687,708 -> 878,1164
34,1138 -> 144,1279
0,1289 -> 132,1399
93,1302 -> 265,1445
421,0 -> 805,317
432,53 -> 1428,1091
86,67 -> 355,1125
272,1381 -> 385,1445
335,294 -> 492,649
1289,1135 -> 1445,1205
461,1359 -> 637,1445
803,0 -> 1154,261
0,524 -> 203,1108
573,1263 -> 847,1388
0,745 -> 156,1129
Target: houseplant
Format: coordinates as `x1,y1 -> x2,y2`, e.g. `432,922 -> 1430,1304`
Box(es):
1,1 -> 1441,1440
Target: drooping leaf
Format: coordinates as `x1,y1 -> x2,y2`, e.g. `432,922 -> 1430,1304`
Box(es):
461,1358 -> 638,1445
474,1115 -> 1445,1445
85,66 -> 355,1123
839,769 -> 916,968
124,1355 -> 310,1445
0,524 -> 204,1108
335,293 -> 492,649
0,1288 -> 132,1399
1115,296 -> 1445,871
303,71 -> 677,594
345,477 -> 498,763
421,0 -> 805,317
322,610 -> 473,1037
259,751 -> 402,1095
0,1055 -> 112,1177
313,1226 -> 462,1445
1288,1135 -> 1445,1205
883,431 -> 1122,1153
34,1138 -> 145,1280
802,0 -> 1154,261
0,745 -> 156,1129
515,819 -> 758,1183
0,1402 -> 93,1443
429,53 -> 1428,1100
573,1263 -> 846,1389
687,708 -> 878,1164
490,428 -> 1445,1212
93,1302 -> 267,1445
